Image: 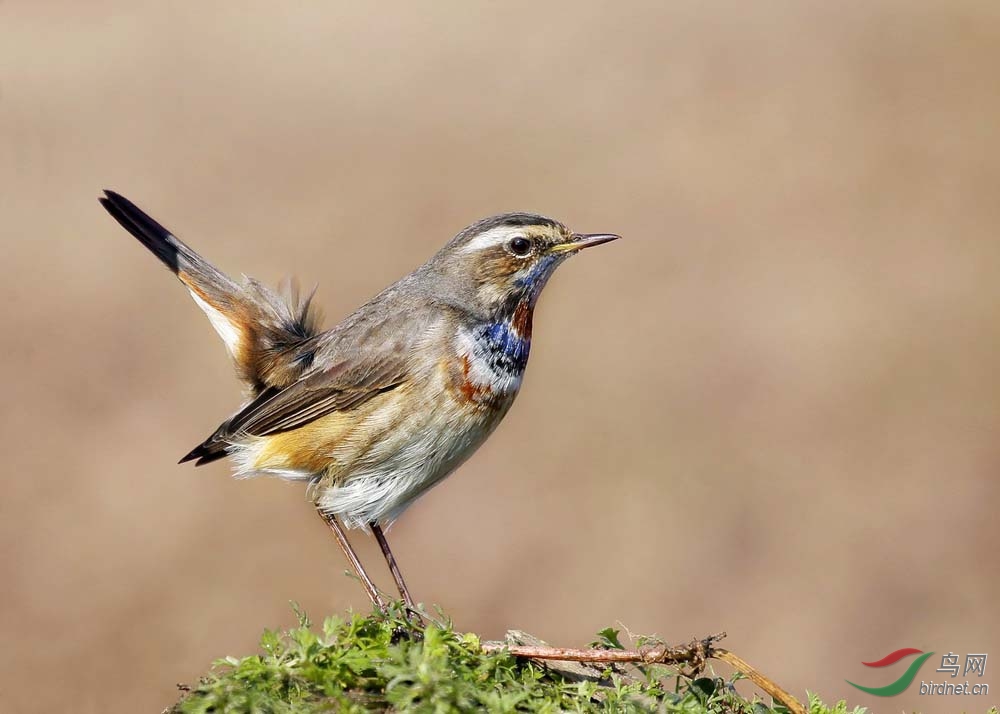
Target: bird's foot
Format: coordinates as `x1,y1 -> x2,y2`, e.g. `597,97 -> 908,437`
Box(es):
383,601 -> 425,642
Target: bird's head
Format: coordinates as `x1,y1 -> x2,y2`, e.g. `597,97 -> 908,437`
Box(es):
431,213 -> 619,319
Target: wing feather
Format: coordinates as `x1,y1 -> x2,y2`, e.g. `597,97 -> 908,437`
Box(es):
180,332 -> 414,464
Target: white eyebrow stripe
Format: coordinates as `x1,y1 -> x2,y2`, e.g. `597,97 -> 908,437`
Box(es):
460,225 -> 521,253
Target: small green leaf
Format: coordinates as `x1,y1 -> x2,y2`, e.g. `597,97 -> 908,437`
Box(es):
689,676 -> 717,700
289,600 -> 311,628
592,626 -> 625,650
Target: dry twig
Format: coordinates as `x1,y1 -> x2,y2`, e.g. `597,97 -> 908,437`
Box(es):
481,631 -> 805,714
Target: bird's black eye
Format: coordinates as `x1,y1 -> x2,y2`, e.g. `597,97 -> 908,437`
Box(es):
508,236 -> 533,257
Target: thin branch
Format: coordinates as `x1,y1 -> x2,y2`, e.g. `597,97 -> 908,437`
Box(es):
482,635 -> 717,667
481,632 -> 805,714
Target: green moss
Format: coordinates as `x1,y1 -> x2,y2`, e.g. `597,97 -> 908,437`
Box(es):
173,606 -> 861,713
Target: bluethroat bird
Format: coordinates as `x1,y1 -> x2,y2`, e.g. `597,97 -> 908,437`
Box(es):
100,190 -> 619,613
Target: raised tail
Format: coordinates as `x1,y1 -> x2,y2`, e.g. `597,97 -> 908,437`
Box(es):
100,190 -> 323,397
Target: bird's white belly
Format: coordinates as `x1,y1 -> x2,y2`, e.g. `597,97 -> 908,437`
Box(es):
314,416 -> 498,528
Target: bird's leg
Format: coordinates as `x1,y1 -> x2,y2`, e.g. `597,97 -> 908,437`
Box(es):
319,510 -> 387,613
371,523 -> 422,622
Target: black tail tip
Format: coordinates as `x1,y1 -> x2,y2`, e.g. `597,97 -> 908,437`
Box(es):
101,189 -> 126,205
179,446 -> 205,464
179,444 -> 227,467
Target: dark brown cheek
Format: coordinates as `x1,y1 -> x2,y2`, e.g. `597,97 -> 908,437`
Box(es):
475,251 -> 523,281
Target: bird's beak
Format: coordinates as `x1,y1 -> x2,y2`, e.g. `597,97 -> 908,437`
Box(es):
549,233 -> 621,253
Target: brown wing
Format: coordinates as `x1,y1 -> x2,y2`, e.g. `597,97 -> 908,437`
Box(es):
180,348 -> 409,465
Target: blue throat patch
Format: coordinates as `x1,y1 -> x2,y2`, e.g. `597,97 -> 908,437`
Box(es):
476,320 -> 530,375
514,253 -> 561,305
475,253 -> 564,376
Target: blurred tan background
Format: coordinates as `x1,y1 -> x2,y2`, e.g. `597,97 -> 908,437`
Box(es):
2,2 -> 999,712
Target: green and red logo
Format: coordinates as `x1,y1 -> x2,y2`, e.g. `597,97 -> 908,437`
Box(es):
847,648 -> 935,696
